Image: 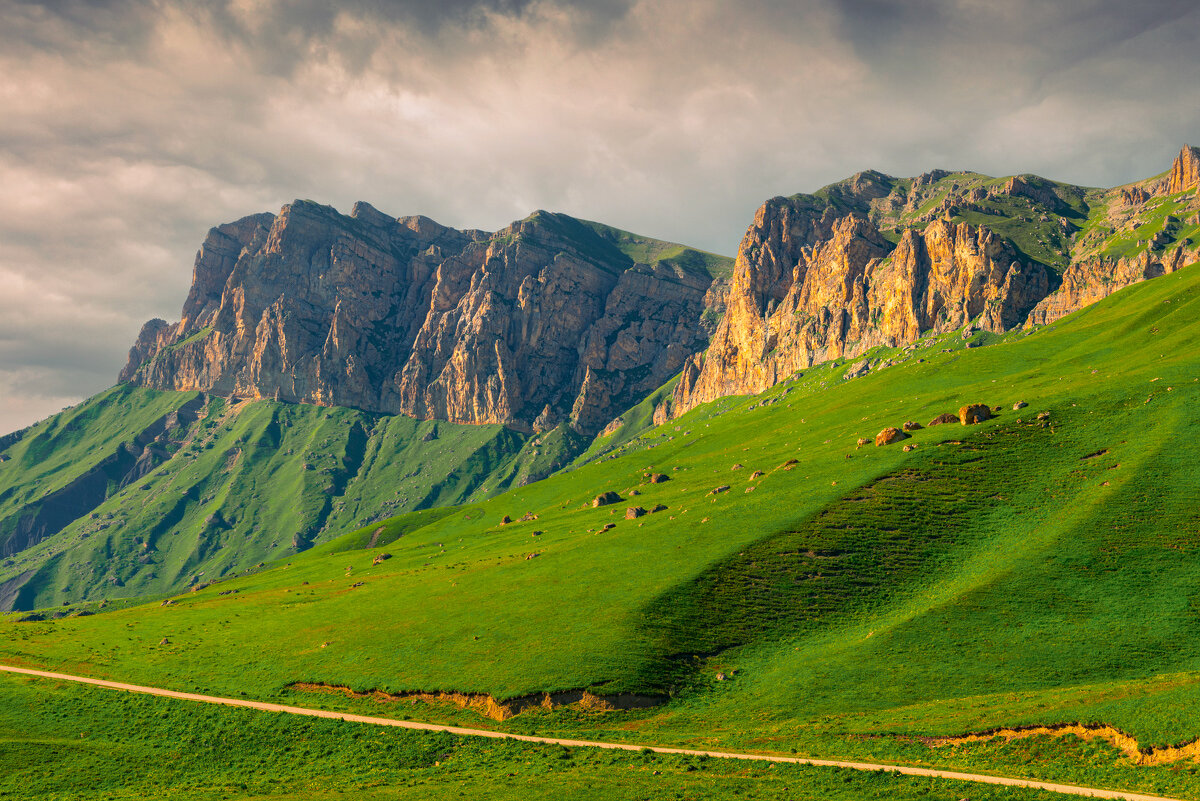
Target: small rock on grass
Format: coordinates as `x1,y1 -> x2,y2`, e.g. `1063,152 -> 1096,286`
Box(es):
959,404 -> 991,425
875,427 -> 909,446
592,491 -> 622,507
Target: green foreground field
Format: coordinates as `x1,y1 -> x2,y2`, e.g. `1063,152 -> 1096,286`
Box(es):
0,672 -> 1072,801
4,264 -> 1200,797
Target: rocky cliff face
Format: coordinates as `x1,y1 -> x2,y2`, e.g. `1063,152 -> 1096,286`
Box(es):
670,204 -> 1049,415
667,146 -> 1200,417
1167,145 -> 1200,195
1026,247 -> 1194,326
1028,145 -> 1200,326
123,202 -> 729,435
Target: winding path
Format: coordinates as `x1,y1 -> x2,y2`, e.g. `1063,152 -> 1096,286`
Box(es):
0,664 -> 1184,801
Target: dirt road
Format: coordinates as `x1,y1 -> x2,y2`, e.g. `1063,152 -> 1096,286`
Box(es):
0,664 -> 1184,801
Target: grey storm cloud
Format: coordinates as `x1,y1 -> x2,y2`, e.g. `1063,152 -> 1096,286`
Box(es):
1,0 -> 1199,433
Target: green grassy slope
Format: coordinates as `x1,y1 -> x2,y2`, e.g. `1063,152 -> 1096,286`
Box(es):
0,397 -> 550,610
0,673 -> 1063,801
0,385 -> 197,571
577,218 -> 735,279
5,263 -> 1200,795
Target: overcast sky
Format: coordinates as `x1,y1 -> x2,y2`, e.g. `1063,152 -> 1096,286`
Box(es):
2,0 -> 1199,434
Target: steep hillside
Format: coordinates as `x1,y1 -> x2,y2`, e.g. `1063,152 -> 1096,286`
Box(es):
122,202 -> 732,436
0,390 -> 583,610
6,260 -> 1200,797
666,146 -> 1200,418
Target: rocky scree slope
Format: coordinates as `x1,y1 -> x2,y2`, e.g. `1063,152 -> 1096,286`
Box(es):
122,203 -> 730,437
666,146 -> 1200,418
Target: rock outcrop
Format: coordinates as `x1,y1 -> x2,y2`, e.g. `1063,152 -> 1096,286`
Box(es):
664,147 -> 1200,418
669,201 -> 1048,416
959,404 -> 991,425
1026,247 -> 1195,326
123,202 -> 729,435
1167,145 -> 1200,195
1025,147 -> 1200,326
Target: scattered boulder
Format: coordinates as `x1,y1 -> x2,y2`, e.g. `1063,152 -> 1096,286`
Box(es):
500,515 -> 512,525
959,404 -> 991,425
928,413 -> 959,426
1036,411 -> 1051,421
902,420 -> 922,432
780,459 -> 799,470
875,427 -> 909,446
750,470 -> 764,479
844,360 -> 871,379
625,507 -> 647,519
1013,401 -> 1028,410
159,638 -> 170,646
856,437 -> 870,447
372,553 -> 392,566
731,464 -> 744,471
520,512 -> 538,522
646,473 -> 670,484
708,485 -> 730,495
592,492 -> 622,508
652,504 -> 668,513
902,444 -> 916,452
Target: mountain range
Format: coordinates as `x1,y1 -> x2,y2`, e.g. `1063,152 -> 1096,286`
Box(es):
0,146 -> 1197,611
5,144 -> 1200,801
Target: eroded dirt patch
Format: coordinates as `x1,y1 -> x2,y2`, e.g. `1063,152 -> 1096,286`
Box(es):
289,682 -> 664,721
933,722 -> 1200,766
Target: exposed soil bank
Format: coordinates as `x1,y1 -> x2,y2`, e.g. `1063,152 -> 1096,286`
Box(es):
289,681 -> 664,721
934,723 -> 1200,766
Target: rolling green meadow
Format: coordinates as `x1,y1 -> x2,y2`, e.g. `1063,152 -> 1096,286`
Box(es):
0,671 -> 1076,801
4,261 -> 1200,797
